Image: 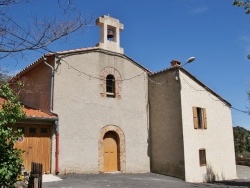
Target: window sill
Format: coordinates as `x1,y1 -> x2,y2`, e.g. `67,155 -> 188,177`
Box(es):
106,92 -> 115,98
200,164 -> 207,167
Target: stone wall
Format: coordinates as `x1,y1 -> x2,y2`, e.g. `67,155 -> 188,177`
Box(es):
149,68 -> 185,180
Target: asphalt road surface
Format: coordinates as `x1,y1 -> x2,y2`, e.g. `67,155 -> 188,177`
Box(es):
43,165 -> 250,188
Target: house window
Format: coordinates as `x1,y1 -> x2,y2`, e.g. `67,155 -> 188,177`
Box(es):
41,128 -> 48,134
29,127 -> 36,134
199,149 -> 207,166
192,107 -> 207,129
106,74 -> 115,97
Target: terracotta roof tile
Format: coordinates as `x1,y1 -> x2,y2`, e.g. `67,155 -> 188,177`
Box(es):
0,97 -> 57,120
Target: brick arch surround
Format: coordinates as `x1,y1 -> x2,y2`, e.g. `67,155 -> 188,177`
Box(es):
100,67 -> 122,99
98,125 -> 125,172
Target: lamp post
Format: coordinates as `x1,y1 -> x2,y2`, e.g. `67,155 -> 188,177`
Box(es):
182,57 -> 196,67
174,56 -> 196,81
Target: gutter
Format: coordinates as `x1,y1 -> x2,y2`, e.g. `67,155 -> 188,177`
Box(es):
43,56 -> 60,175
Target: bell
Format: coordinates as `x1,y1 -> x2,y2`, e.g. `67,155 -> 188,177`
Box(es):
107,29 -> 114,39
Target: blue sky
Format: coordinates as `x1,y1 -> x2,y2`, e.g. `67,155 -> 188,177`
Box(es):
2,0 -> 250,129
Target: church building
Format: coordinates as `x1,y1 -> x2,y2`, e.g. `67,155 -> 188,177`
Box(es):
8,15 -> 237,182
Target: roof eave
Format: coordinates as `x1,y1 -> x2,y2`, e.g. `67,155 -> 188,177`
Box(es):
11,47 -> 152,81
54,47 -> 152,74
22,116 -> 58,121
179,68 -> 231,107
149,67 -> 231,107
9,55 -> 46,81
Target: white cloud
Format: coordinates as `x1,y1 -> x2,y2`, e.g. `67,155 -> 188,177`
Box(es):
189,5 -> 209,14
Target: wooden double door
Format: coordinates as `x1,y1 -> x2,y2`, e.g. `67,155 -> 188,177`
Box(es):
13,124 -> 51,173
103,131 -> 120,172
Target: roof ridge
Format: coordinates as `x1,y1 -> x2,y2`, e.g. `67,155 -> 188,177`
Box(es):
11,47 -> 152,80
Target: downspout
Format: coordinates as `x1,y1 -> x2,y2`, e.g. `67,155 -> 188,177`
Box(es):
43,56 -> 60,175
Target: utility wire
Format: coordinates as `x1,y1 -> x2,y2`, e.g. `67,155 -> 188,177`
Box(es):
231,107 -> 249,114
4,13 -> 249,114
2,17 -> 147,82
180,74 -> 248,114
59,58 -> 145,82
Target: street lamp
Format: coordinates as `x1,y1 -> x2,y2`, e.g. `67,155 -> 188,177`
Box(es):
174,56 -> 196,81
182,57 -> 196,67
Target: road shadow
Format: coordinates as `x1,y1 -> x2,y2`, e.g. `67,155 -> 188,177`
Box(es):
211,179 -> 250,187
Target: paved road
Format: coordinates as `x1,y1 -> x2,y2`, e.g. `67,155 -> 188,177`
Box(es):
237,165 -> 250,179
43,165 -> 250,188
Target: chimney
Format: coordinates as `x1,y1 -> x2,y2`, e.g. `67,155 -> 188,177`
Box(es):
170,60 -> 181,67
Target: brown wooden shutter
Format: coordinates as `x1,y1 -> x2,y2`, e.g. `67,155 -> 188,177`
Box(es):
203,108 -> 207,129
193,107 -> 198,129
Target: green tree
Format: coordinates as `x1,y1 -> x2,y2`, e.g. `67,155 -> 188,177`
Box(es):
233,0 -> 250,14
0,83 -> 25,187
233,126 -> 250,156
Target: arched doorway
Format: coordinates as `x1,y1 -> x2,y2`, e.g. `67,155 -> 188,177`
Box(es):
103,131 -> 119,172
98,125 -> 125,173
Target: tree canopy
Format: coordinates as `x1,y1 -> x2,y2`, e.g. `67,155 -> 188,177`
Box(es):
0,0 -> 93,72
233,0 -> 250,14
233,126 -> 250,155
0,83 -> 25,187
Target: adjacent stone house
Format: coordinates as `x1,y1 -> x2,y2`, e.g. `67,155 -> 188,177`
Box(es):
149,63 -> 236,182
8,15 -> 236,182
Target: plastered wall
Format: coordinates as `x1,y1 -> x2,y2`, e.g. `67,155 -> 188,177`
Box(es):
149,69 -> 185,180
179,71 -> 237,182
52,51 -> 150,173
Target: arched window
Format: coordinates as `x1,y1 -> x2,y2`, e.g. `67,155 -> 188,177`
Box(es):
100,67 -> 121,99
106,74 -> 115,97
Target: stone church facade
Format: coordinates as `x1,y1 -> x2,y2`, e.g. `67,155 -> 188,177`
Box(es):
10,15 -> 237,182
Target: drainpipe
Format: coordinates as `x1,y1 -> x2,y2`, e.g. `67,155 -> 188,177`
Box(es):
43,56 -> 60,175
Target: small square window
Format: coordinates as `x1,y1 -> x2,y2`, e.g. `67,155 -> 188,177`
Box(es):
29,127 -> 36,134
199,149 -> 207,166
41,128 -> 48,134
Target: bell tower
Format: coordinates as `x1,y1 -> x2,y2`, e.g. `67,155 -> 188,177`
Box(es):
96,15 -> 124,54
